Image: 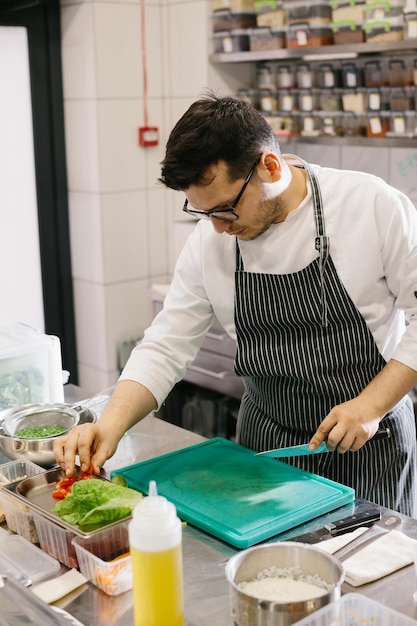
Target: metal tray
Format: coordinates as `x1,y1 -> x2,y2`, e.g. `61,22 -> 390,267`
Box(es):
1,468 -> 133,538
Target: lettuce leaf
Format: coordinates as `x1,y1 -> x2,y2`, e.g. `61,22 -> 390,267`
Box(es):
53,479 -> 142,531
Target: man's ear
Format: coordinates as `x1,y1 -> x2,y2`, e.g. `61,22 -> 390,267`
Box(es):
260,152 -> 282,182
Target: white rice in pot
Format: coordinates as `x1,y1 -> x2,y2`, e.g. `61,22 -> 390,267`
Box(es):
237,566 -> 332,602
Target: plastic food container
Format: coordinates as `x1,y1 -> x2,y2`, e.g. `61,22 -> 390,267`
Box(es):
388,58 -> 412,86
300,113 -> 323,135
319,88 -> 342,111
296,62 -> 314,88
366,111 -> 390,136
342,89 -> 367,113
367,87 -> 389,111
212,29 -> 250,52
388,111 -> 417,136
389,86 -> 415,110
283,0 -> 333,25
0,533 -> 60,585
0,322 -> 64,411
33,511 -> 79,568
276,64 -> 295,88
255,0 -> 287,27
404,11 -> 417,38
0,459 -> 45,542
331,0 -> 366,22
293,592 -> 417,626
332,19 -> 365,43
318,63 -> 339,88
72,522 -> 132,596
298,88 -> 320,111
212,8 -> 257,30
248,26 -> 286,49
364,16 -> 405,42
211,0 -> 256,9
365,0 -> 406,20
364,59 -> 387,86
278,89 -> 297,111
341,62 -> 363,88
259,88 -> 279,111
287,23 -> 333,46
342,111 -> 366,135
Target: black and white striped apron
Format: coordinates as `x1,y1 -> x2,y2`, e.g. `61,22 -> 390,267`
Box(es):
234,159 -> 417,516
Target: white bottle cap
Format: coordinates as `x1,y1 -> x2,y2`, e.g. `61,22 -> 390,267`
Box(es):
129,480 -> 182,552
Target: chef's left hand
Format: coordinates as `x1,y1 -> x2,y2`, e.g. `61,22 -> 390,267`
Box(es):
309,397 -> 381,454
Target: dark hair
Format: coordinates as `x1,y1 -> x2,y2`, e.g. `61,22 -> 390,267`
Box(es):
159,91 -> 281,190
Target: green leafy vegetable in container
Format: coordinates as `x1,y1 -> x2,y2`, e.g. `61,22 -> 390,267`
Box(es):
53,479 -> 142,532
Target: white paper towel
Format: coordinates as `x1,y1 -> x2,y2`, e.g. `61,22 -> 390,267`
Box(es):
47,335 -> 65,402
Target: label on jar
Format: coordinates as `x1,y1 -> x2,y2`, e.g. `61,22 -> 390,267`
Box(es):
370,116 -> 382,134
303,116 -> 314,133
301,94 -> 313,111
323,70 -> 335,88
393,115 -> 406,134
296,29 -> 308,46
346,69 -> 357,88
223,36 -> 233,53
369,91 -> 381,110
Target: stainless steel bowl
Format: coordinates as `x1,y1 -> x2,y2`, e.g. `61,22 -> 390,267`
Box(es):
0,404 -> 97,468
225,542 -> 344,626
1,403 -> 80,438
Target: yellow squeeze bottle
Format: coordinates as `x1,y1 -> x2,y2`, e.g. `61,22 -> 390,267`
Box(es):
129,480 -> 184,626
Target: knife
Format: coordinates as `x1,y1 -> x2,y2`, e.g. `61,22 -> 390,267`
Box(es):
290,507 -> 383,544
255,427 -> 391,459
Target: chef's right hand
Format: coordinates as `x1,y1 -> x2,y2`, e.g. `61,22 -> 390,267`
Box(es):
53,422 -> 120,477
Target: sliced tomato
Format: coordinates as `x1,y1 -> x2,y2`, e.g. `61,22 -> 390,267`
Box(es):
52,466 -> 94,500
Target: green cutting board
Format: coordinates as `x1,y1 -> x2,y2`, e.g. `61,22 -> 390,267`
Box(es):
111,438 -> 354,548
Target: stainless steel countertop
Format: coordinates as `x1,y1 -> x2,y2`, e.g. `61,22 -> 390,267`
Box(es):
3,385 -> 417,625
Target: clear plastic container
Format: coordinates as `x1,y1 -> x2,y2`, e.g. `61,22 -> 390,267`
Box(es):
257,63 -> 275,89
341,62 -> 363,88
365,0 -> 406,20
296,62 -> 314,88
0,534 -> 60,585
389,86 -> 415,110
332,19 -> 365,43
300,113 -> 322,135
72,522 -> 132,596
255,0 -> 287,27
331,0 -> 366,22
212,29 -> 250,52
388,58 -> 412,86
284,0 -> 333,25
287,22 -> 334,46
404,10 -> 417,38
212,8 -> 257,30
259,88 -> 279,111
364,16 -> 405,42
0,460 -> 44,542
388,110 -> 417,136
276,64 -> 295,88
318,63 -> 339,88
33,512 -> 79,568
211,0 -> 256,9
342,111 -> 366,135
278,88 -> 297,111
293,592 -> 417,626
248,26 -> 286,49
298,88 -> 320,111
367,87 -> 389,111
366,110 -> 390,136
364,59 -> 387,86
342,89 -> 367,113
319,88 -> 343,111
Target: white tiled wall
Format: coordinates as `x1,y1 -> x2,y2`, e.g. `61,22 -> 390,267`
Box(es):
60,0 -> 417,393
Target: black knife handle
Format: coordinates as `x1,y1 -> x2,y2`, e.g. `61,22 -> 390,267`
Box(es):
324,508 -> 381,535
373,427 -> 390,440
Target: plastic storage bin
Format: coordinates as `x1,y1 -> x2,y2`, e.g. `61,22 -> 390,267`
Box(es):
255,0 -> 287,27
0,533 -> 60,585
365,0 -> 406,20
33,511 -> 79,568
0,460 -> 45,542
211,0 -> 256,9
0,322 -> 64,411
212,29 -> 250,52
388,58 -> 412,86
388,110 -> 417,136
283,0 -> 333,25
364,16 -> 405,41
331,0 -> 366,22
72,522 -> 132,596
248,26 -> 286,49
292,592 -> 417,626
212,8 -> 257,30
287,22 -> 333,46
332,19 -> 365,43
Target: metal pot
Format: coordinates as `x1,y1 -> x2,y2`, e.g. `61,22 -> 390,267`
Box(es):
0,403 -> 97,467
225,542 -> 344,626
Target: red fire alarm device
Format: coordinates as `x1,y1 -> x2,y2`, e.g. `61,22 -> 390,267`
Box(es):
138,126 -> 159,147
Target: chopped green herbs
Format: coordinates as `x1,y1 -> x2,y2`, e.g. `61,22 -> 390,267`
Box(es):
15,424 -> 67,438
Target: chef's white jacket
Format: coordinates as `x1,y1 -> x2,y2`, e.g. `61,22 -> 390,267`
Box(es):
121,163 -> 417,409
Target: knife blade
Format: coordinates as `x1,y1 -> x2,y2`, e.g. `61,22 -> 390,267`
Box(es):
256,441 -> 329,458
290,507 -> 382,544
255,427 -> 391,459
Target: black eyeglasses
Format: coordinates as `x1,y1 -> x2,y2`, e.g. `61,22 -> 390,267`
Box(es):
182,162 -> 258,222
